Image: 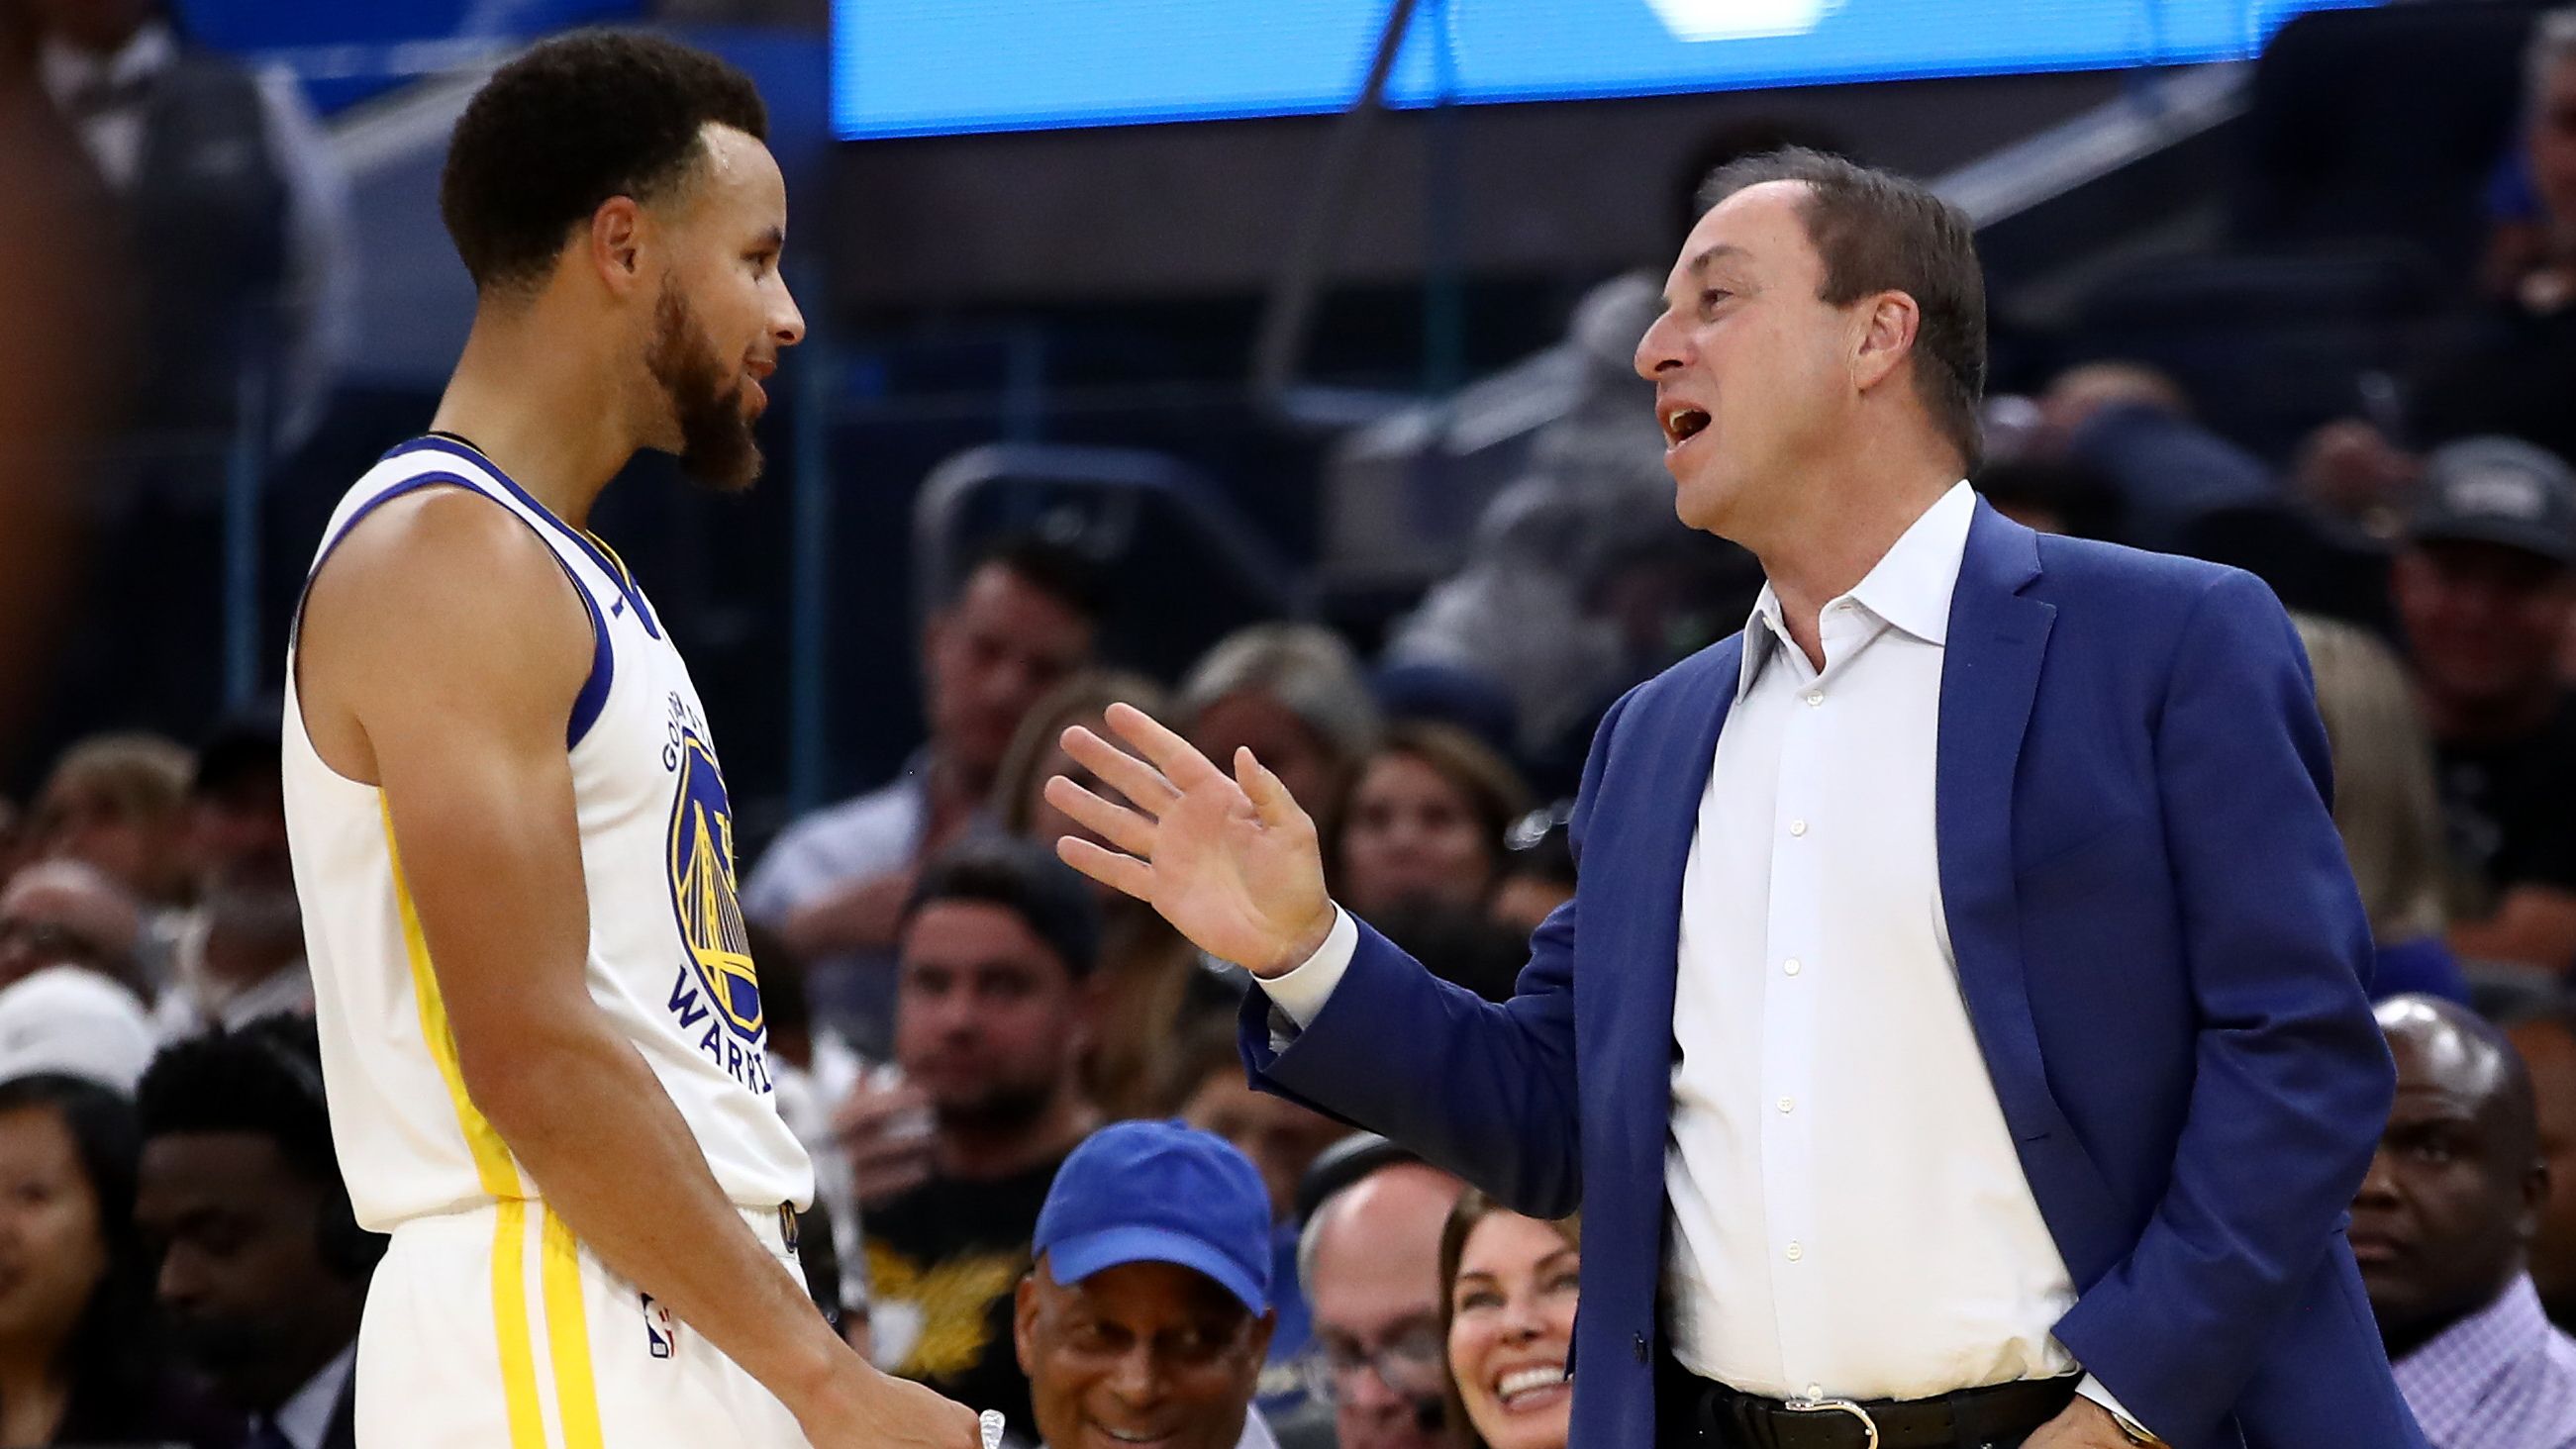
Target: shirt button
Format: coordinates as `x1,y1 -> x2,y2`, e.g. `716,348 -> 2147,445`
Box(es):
1786,1242 -> 1804,1263
1807,1384 -> 1826,1401
1804,691 -> 1824,707
1789,820 -> 1808,836
1783,958 -> 1802,976
1777,1097 -> 1795,1113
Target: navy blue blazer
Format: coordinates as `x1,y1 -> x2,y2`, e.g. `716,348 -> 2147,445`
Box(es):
1244,504 -> 2426,1449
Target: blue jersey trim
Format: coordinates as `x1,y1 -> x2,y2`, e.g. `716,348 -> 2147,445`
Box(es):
301,467 -> 617,751
379,435 -> 664,639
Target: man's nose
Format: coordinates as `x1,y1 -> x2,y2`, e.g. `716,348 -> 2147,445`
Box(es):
2354,1145 -> 2402,1207
1635,310 -> 1687,382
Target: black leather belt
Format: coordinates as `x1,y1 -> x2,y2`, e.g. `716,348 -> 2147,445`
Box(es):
1659,1359 -> 2080,1449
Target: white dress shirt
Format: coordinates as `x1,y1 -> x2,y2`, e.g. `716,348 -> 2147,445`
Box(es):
1268,484 -> 2138,1424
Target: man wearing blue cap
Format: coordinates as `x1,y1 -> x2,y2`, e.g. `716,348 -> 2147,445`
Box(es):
1016,1121 -> 1281,1449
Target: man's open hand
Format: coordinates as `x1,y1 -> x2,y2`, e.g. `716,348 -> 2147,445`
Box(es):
1044,703 -> 1336,978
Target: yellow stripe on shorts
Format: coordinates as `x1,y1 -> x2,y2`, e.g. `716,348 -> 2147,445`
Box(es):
543,1208 -> 606,1449
380,799 -> 547,1449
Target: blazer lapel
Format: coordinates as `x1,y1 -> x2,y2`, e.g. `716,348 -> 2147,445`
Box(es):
1592,636 -> 1740,1167
1935,506 -> 2072,1144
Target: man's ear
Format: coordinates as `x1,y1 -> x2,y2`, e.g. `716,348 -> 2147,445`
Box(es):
2524,1158 -> 2553,1245
1013,1270 -> 1041,1374
1245,1306 -> 1278,1365
587,196 -> 647,296
1850,290 -> 1923,394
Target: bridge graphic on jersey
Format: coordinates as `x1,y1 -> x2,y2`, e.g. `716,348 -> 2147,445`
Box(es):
668,733 -> 764,1041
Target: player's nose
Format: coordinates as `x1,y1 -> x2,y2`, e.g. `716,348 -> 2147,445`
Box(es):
771,281 -> 807,350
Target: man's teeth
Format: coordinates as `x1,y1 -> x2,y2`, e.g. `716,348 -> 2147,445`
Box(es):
1496,1364 -> 1567,1399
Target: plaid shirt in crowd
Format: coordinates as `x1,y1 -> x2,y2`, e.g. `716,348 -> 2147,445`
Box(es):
2391,1275 -> 2576,1448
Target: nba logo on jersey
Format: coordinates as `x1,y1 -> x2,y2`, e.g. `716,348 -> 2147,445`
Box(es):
642,1294 -> 678,1359
662,693 -> 771,1092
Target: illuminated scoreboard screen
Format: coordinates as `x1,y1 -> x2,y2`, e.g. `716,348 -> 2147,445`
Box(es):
830,0 -> 2370,141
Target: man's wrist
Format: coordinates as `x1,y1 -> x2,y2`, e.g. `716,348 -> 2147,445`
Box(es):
1257,905 -> 1339,980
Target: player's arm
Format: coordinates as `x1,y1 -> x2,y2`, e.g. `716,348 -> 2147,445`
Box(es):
298,490 -> 972,1449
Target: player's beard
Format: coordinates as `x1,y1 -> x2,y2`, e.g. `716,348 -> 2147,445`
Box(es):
644,280 -> 762,495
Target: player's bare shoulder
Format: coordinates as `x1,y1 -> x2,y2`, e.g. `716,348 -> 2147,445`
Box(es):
296,484 -> 593,783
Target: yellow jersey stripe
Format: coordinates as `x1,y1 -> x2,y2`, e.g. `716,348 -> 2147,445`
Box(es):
541,1208 -> 607,1449
379,799 -> 547,1448
378,798 -> 523,1203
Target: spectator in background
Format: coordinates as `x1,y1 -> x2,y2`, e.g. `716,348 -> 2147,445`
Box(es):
2359,996 -> 2576,1445
25,0 -> 347,443
1170,1022 -> 1346,1384
156,706 -> 308,1037
134,1017 -> 374,1449
1298,1157 -> 1467,1449
0,1072 -> 229,1446
853,837 -> 1104,1437
0,861 -> 154,1090
995,670 -> 1233,1119
1178,626 -> 1381,865
2414,7 -> 2576,468
1437,1192 -> 1578,1449
1014,1121 -> 1280,1449
2037,359 -> 2275,550
748,537 -> 1101,1055
1970,456 -> 2122,540
1488,806 -> 1576,941
2393,439 -> 2576,973
2293,615 -> 2470,1003
2508,1007 -> 2576,1331
27,730 -> 191,912
1337,724 -> 1530,923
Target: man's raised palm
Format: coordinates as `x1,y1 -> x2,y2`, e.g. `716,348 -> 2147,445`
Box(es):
1044,703 -> 1336,977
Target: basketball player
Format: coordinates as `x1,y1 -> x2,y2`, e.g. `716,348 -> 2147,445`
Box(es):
282,33 -> 976,1449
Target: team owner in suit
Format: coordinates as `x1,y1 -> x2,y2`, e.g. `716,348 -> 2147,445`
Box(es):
1043,149 -> 2423,1449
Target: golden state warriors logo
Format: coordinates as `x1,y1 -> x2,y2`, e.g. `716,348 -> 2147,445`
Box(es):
665,716 -> 768,1062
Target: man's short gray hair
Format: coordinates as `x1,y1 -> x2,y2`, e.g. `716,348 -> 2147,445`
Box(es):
1177,624 -> 1382,764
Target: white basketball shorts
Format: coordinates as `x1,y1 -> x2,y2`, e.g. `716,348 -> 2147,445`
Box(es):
355,1201 -> 813,1449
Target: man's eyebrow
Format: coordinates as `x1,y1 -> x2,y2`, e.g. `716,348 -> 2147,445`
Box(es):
1689,243 -> 1748,274
751,226 -> 784,250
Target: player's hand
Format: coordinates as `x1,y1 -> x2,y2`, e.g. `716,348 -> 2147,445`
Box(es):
2023,1398 -> 2153,1449
1045,703 -> 1335,978
796,1365 -> 980,1449
832,1076 -> 937,1209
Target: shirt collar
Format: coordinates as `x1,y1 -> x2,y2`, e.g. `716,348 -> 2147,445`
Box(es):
1736,481 -> 1977,700
2393,1274 -> 2556,1444
271,1343 -> 355,1449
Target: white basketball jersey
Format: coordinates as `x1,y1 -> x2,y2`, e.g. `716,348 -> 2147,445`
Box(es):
283,435 -> 813,1230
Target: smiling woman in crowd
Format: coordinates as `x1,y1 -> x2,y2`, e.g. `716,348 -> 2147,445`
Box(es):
1438,1190 -> 1578,1449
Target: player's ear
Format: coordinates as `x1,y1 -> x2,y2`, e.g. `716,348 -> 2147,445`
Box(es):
587,196 -> 647,294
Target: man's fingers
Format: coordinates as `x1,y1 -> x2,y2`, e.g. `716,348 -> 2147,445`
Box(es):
1043,775 -> 1158,858
1060,725 -> 1179,813
1102,702 -> 1231,792
1056,835 -> 1155,902
1232,747 -> 1304,828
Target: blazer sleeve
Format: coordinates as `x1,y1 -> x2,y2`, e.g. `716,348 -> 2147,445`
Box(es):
2051,568 -> 2396,1444
1234,689 -> 1636,1221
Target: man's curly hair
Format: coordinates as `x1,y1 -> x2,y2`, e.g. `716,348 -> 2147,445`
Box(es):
441,30 -> 768,294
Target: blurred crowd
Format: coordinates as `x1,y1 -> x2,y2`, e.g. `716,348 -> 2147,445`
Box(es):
3,2 -> 2576,1448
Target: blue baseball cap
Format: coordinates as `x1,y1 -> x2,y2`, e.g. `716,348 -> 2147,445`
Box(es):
1035,1121 -> 1273,1315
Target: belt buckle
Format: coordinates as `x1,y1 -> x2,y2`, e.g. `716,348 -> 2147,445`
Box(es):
1781,1397 -> 1879,1449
